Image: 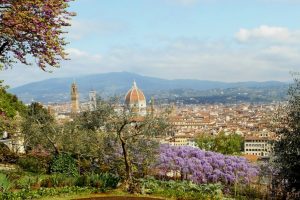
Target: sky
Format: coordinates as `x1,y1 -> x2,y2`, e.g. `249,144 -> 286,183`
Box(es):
1,0 -> 300,87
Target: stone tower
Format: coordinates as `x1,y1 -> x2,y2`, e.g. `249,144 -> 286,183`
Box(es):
71,81 -> 80,114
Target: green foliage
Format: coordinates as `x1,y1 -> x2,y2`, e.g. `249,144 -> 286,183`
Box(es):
1,170 -> 118,193
75,97 -> 170,186
0,173 -> 12,193
140,177 -> 223,200
274,75 -> 300,195
75,97 -> 114,132
50,153 -> 78,176
0,186 -> 96,200
232,184 -> 266,200
40,174 -> 77,188
21,102 -> 62,154
75,173 -> 120,191
25,103 -> 54,124
0,80 -> 26,132
17,155 -> 50,174
15,175 -> 42,190
0,143 -> 18,163
0,81 -> 25,117
196,132 -> 244,155
195,134 -> 215,151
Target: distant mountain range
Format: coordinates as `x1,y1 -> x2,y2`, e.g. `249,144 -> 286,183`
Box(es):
9,72 -> 289,104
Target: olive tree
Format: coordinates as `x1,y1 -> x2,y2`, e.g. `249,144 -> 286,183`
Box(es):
76,98 -> 170,191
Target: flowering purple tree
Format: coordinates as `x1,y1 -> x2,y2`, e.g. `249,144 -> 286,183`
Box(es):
0,0 -> 75,70
99,136 -> 159,179
157,145 -> 259,186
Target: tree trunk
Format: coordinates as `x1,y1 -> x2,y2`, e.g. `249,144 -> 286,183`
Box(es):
120,137 -> 132,183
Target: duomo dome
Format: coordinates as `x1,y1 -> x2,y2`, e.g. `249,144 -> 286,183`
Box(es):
125,81 -> 146,115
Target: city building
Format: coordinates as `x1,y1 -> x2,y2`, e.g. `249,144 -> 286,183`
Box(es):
45,80 -> 279,159
164,135 -> 197,147
244,131 -> 274,158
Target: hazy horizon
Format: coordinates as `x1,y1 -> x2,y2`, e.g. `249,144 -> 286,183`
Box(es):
9,71 -> 291,89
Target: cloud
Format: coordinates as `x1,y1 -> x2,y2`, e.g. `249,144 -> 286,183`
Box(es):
66,48 -> 102,62
258,46 -> 300,67
235,25 -> 300,44
2,26 -> 299,88
96,37 -> 298,82
67,19 -> 127,40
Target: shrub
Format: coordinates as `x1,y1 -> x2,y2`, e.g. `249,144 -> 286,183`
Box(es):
78,158 -> 93,174
141,177 -> 223,200
17,155 -> 50,173
75,174 -> 90,187
40,174 -> 76,188
15,175 -> 41,190
75,173 -> 120,191
0,143 -> 18,163
39,172 -> 120,190
233,184 -> 266,199
0,186 -> 97,200
0,173 -> 12,192
101,173 -> 120,189
50,153 -> 78,176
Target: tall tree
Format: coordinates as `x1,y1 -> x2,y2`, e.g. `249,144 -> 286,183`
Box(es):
0,0 -> 75,70
22,102 -> 61,154
273,74 -> 300,197
77,98 -> 170,191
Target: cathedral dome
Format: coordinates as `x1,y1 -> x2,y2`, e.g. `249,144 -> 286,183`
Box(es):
125,81 -> 146,106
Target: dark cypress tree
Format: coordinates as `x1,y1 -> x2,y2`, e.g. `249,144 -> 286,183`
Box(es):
274,74 -> 300,198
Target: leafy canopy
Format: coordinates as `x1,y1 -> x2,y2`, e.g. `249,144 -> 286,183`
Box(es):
0,0 -> 75,70
274,74 -> 300,194
0,80 -> 26,132
196,132 -> 243,155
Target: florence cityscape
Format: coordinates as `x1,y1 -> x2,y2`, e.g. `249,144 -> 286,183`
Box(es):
0,0 -> 300,200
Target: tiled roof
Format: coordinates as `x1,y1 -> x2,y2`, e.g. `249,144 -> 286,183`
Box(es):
125,81 -> 146,105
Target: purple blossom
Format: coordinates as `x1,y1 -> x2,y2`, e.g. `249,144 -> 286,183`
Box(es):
157,144 -> 259,185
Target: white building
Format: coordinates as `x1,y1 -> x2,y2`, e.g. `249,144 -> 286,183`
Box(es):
244,134 -> 273,157
1,131 -> 25,154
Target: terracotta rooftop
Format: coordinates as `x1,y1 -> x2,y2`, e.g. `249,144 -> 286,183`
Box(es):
125,81 -> 146,105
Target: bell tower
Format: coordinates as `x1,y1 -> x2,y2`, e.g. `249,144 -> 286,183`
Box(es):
71,81 -> 80,114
